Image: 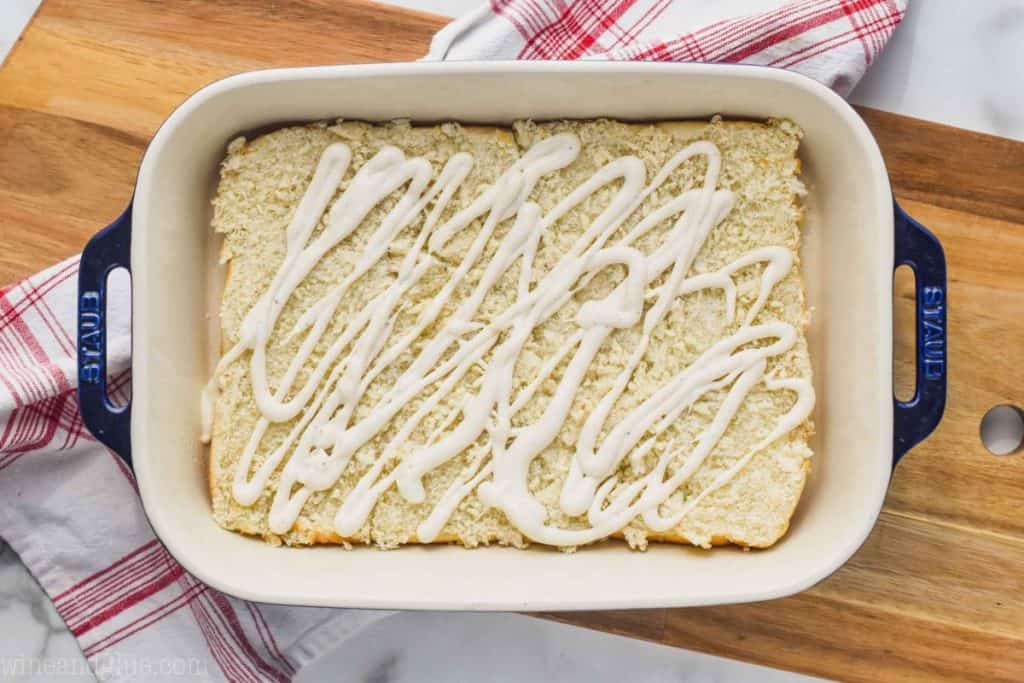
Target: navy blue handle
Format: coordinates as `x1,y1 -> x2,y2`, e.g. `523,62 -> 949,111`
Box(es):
78,205 -> 133,467
893,201 -> 946,465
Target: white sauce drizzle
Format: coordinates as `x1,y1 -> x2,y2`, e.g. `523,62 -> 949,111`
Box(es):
213,132 -> 815,546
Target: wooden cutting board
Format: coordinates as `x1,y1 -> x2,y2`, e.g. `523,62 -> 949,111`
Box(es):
1,2 -> 1021,681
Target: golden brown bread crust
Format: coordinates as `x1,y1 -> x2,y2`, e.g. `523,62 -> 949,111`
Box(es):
218,459 -> 810,550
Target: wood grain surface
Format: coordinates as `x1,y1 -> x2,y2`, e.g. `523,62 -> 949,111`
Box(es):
1,2 -> 1021,681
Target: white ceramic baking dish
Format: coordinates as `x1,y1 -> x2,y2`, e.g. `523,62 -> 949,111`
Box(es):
76,62 -> 946,610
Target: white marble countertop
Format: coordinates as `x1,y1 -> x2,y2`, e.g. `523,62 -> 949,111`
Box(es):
1,1 -> 1021,681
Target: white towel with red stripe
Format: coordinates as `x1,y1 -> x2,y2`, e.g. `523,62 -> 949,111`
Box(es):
427,0 -> 907,95
0,2 -> 906,681
0,258 -> 393,682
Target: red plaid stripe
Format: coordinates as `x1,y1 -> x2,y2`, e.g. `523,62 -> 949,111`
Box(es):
0,260 -> 77,332
487,0 -> 905,94
70,553 -> 185,638
515,0 -> 640,59
55,540 -> 160,604
773,0 -> 903,68
609,0 -> 670,49
247,603 -> 297,676
82,577 -> 209,658
684,0 -> 838,60
492,0 -> 563,38
716,2 -> 856,62
56,541 -> 177,630
207,592 -> 290,683
0,257 -> 297,681
0,390 -> 82,469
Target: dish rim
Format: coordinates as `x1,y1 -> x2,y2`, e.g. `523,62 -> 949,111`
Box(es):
127,60 -> 895,610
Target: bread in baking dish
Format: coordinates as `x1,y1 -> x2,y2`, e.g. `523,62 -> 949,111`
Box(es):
206,117 -> 814,551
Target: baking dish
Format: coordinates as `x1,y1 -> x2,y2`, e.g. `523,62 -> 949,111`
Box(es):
76,62 -> 946,610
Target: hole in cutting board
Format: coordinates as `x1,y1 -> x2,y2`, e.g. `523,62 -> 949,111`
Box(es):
105,267 -> 131,408
980,405 -> 1024,456
893,264 -> 916,402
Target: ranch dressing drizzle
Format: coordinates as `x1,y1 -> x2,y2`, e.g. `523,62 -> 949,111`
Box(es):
218,132 -> 814,544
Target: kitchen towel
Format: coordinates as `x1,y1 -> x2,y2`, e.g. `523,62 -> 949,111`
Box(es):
426,0 -> 908,96
0,1 -> 906,681
0,258 -> 393,682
